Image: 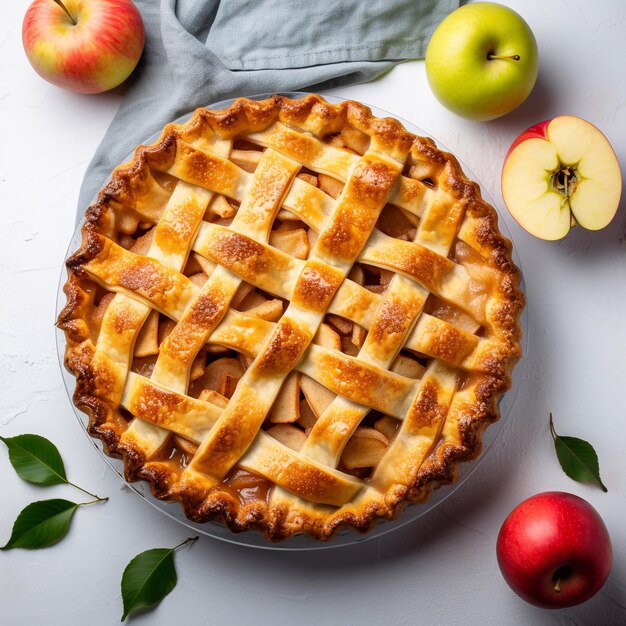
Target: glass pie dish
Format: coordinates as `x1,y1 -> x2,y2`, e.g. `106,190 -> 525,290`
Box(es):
55,93 -> 528,550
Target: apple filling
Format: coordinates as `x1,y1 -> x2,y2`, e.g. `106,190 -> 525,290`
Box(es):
80,123 -> 485,505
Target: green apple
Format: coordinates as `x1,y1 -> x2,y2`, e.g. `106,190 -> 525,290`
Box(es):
425,2 -> 539,121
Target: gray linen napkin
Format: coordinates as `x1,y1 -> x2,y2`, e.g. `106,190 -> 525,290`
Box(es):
78,0 -> 458,215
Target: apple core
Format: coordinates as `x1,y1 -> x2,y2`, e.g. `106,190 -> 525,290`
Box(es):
551,167 -> 578,198
551,166 -> 580,224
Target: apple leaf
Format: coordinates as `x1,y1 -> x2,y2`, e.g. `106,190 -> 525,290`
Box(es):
1,433 -> 108,502
121,537 -> 198,622
1,499 -> 79,550
0,434 -> 67,486
549,414 -> 607,492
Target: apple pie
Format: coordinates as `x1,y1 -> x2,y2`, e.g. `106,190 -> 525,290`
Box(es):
58,94 -> 523,540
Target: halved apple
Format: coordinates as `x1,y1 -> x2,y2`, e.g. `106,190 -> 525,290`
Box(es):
502,116 -> 622,240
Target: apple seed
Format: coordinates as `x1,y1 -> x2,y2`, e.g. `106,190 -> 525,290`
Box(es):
551,166 -> 579,202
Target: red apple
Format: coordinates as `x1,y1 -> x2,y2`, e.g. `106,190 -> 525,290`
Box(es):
496,492 -> 612,609
501,116 -> 622,240
22,0 -> 144,94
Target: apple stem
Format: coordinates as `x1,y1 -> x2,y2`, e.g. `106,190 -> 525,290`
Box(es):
487,54 -> 520,61
53,0 -> 77,25
552,566 -> 573,593
549,413 -> 558,441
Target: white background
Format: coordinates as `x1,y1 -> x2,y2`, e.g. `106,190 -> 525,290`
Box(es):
2,1 -> 625,624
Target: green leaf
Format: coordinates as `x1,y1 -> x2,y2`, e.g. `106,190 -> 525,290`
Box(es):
0,434 -> 67,485
121,538 -> 197,622
1,499 -> 79,550
549,414 -> 607,492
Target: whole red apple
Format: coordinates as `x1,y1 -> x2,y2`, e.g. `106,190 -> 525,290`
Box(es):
22,0 -> 144,94
496,492 -> 612,609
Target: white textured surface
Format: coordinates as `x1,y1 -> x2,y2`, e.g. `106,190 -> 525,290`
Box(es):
2,1 -> 625,623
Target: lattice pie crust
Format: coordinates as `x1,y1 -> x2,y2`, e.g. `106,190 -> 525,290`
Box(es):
58,95 -> 523,540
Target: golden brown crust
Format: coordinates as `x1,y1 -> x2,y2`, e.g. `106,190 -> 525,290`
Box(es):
57,94 -> 524,541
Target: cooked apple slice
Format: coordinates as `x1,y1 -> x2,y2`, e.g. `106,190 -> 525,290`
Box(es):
268,372 -> 300,424
130,229 -> 155,255
244,299 -> 283,322
297,172 -> 318,187
351,324 -> 366,349
267,424 -> 307,452
158,318 -> 177,344
199,358 -> 244,396
297,398 -> 318,432
230,282 -> 255,308
341,128 -> 370,155
318,174 -> 344,199
134,310 -> 159,357
188,272 -> 208,287
502,116 -> 622,240
183,253 -> 205,276
269,228 -> 309,259
314,323 -> 341,351
341,427 -> 389,469
172,435 -> 198,458
198,388 -> 229,408
300,375 -> 334,418
390,354 -> 425,379
90,293 -> 116,341
374,416 -> 401,441
189,349 -> 207,382
326,314 -> 353,335
230,149 -> 261,173
208,195 -> 237,219
192,252 -> 216,277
